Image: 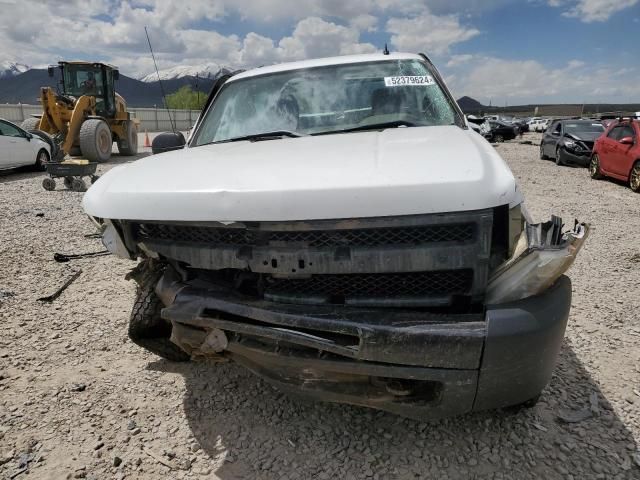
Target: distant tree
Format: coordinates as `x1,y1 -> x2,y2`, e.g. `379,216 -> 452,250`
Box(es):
165,85 -> 206,110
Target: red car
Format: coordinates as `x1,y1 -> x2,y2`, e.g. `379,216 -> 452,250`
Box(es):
591,119 -> 640,192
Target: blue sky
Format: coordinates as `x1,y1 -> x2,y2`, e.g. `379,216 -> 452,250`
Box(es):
1,0 -> 639,104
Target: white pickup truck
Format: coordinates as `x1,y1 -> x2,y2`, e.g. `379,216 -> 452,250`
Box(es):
83,53 -> 588,420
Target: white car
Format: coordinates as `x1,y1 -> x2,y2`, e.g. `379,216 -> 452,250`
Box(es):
0,118 -> 51,171
532,119 -> 550,133
83,52 -> 588,420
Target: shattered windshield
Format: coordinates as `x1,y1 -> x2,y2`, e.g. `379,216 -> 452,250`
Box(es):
192,59 -> 459,145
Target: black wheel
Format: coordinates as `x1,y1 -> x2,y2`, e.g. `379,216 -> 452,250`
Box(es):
79,119 -> 112,163
21,117 -> 41,131
117,120 -> 138,156
629,161 -> 640,193
590,154 -> 603,180
128,262 -> 189,362
71,178 -> 87,192
555,147 -> 564,166
494,134 -> 504,143
42,177 -> 56,191
34,149 -> 49,171
539,143 -> 548,160
63,176 -> 74,190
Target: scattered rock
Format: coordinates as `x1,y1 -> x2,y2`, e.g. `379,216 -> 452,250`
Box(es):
556,408 -> 592,424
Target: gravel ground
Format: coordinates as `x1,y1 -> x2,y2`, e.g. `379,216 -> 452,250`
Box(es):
1,133 -> 639,479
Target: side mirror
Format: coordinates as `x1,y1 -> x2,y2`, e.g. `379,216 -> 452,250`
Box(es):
619,136 -> 634,145
113,70 -> 119,80
47,66 -> 54,77
551,131 -> 560,136
151,132 -> 186,154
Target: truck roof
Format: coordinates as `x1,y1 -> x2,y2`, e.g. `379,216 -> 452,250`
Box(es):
229,52 -> 424,82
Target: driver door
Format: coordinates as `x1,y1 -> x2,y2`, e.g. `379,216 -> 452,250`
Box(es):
609,124 -> 635,176
543,121 -> 560,157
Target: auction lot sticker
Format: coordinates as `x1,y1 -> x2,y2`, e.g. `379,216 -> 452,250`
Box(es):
384,75 -> 435,87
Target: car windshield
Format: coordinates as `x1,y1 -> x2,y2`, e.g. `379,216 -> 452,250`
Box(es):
564,122 -> 604,134
192,59 -> 460,146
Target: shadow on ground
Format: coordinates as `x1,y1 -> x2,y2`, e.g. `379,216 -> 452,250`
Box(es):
149,341 -> 638,479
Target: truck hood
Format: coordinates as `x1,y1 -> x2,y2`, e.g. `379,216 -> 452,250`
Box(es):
83,126 -> 522,222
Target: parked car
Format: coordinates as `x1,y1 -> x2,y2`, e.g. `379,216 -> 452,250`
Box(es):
527,117 -> 541,129
535,119 -> 551,133
529,119 -> 544,132
591,119 -> 640,192
83,52 -> 588,420
483,120 -> 518,142
540,119 -> 605,166
0,118 -> 51,171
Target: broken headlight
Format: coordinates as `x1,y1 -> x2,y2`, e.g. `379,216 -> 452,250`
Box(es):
486,217 -> 589,304
102,220 -> 133,259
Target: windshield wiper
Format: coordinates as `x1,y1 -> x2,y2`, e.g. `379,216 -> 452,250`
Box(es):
203,130 -> 305,145
313,120 -> 417,136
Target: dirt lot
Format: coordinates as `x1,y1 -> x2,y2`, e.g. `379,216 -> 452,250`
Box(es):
1,134 -> 639,479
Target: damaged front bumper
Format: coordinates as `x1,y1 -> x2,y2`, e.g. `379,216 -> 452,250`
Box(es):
153,220 -> 589,420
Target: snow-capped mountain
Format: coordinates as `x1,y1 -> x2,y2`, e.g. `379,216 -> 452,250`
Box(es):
0,61 -> 30,78
139,63 -> 230,82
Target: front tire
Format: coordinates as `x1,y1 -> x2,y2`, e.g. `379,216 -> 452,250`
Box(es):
494,134 -> 504,143
555,147 -> 564,166
539,143 -> 548,159
34,149 -> 49,171
117,120 -> 138,156
590,154 -> 603,179
79,119 -> 112,163
128,262 -> 189,362
629,161 -> 640,193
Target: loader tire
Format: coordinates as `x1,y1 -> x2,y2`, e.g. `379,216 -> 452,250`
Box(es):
79,119 -> 112,163
128,265 -> 189,362
117,120 -> 138,156
21,117 -> 41,131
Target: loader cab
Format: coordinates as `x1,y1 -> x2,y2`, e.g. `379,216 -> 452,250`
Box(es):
57,62 -> 118,118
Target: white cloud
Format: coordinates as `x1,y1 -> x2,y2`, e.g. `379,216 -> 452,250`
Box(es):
445,56 -> 640,104
386,13 -> 480,55
548,0 -> 639,22
350,14 -> 379,32
446,54 -> 474,67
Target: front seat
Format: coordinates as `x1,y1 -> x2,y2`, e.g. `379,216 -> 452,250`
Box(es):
371,89 -> 403,115
275,94 -> 300,130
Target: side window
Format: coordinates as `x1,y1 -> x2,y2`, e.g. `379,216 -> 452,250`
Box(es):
0,121 -> 23,137
607,126 -> 622,140
550,122 -> 560,134
619,125 -> 634,139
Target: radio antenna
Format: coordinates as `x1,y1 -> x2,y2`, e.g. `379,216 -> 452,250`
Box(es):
144,26 -> 176,132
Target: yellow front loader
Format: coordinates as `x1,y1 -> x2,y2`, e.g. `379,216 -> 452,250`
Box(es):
21,61 -> 139,163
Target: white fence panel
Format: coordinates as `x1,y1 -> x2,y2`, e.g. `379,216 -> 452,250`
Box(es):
0,103 -> 199,131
